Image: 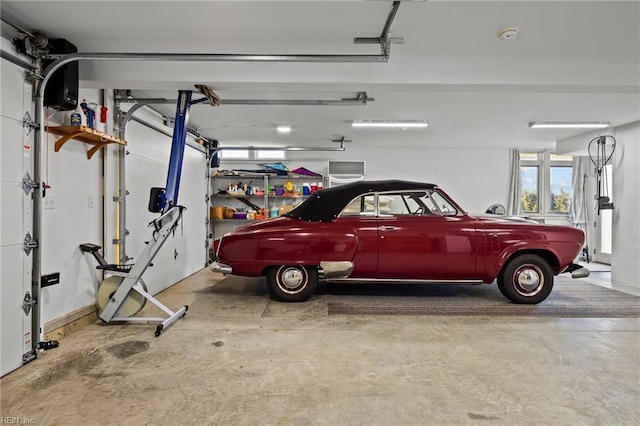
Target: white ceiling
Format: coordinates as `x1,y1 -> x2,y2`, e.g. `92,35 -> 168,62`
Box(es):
2,0 -> 639,149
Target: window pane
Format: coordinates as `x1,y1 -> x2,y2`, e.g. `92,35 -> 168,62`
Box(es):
600,210 -> 612,254
550,166 -> 572,213
340,194 -> 375,217
519,152 -> 539,161
220,149 -> 249,159
256,149 -> 286,160
422,193 -> 437,213
380,195 -> 409,215
341,197 -> 363,216
379,193 -> 423,216
550,154 -> 573,162
430,191 -> 457,216
520,166 -> 539,213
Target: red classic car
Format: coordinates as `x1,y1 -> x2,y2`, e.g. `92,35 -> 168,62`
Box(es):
210,180 -> 589,304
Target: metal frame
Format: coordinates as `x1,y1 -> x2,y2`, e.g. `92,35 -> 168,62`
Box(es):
163,91 -> 192,211
119,91 -> 374,108
354,0 -> 404,56
98,206 -> 188,336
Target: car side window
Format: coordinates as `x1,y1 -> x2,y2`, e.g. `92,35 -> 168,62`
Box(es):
380,192 -> 430,216
422,194 -> 437,213
429,191 -> 458,216
340,194 -> 376,217
380,194 -> 410,215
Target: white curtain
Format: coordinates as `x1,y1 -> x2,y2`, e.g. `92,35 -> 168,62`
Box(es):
506,149 -> 521,215
571,156 -> 590,260
570,156 -> 590,226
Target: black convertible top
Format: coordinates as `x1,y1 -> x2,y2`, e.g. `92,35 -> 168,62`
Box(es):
285,180 -> 437,222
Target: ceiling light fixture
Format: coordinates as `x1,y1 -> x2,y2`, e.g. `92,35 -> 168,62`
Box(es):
498,26 -> 519,40
277,125 -> 292,133
352,120 -> 429,128
529,121 -> 610,129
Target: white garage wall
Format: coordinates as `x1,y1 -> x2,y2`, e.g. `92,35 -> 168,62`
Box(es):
39,88 -> 103,324
557,122 -> 640,295
610,121 -> 640,294
123,110 -> 207,295
220,147 -> 510,214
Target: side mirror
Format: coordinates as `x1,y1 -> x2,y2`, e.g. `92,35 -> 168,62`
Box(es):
485,204 -> 506,215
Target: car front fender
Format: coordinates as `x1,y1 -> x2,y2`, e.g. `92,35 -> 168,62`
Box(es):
490,243 -> 562,281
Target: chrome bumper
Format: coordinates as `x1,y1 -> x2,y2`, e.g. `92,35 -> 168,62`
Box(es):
319,261 -> 354,279
566,263 -> 590,279
210,261 -> 232,274
571,267 -> 590,279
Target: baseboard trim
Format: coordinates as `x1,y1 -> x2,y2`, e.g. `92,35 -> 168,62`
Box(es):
44,303 -> 99,341
610,280 -> 640,296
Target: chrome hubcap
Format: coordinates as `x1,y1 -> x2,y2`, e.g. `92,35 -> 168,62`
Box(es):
514,265 -> 543,295
281,267 -> 304,289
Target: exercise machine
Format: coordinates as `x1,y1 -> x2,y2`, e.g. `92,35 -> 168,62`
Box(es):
588,134 -> 616,214
81,86 -> 218,336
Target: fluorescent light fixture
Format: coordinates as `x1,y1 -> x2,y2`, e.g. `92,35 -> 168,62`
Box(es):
277,125 -> 292,133
352,120 -> 429,128
528,121 -> 609,129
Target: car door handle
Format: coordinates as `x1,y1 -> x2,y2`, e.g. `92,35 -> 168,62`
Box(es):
378,226 -> 395,231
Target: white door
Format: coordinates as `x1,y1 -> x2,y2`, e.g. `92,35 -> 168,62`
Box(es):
1,57 -> 35,376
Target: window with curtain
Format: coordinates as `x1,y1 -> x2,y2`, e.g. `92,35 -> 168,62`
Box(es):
519,151 -> 573,215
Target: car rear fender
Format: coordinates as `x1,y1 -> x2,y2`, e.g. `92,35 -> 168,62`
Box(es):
249,226 -> 359,276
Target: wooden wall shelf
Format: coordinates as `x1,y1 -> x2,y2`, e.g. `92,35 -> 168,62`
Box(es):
46,125 -> 127,159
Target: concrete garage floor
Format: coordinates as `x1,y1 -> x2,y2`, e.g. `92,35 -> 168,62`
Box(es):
2,269 -> 639,425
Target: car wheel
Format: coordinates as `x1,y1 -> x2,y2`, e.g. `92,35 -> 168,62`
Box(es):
496,275 -> 509,299
267,265 -> 318,302
500,254 -> 554,304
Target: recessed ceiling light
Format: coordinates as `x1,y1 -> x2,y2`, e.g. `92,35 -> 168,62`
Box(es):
529,122 -> 610,129
277,125 -> 292,133
352,120 -> 429,128
498,26 -> 519,40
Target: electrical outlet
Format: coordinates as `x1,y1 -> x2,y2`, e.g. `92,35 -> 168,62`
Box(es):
43,196 -> 55,209
88,195 -> 94,209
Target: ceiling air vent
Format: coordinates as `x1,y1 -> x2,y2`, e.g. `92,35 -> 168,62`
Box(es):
328,161 -> 365,176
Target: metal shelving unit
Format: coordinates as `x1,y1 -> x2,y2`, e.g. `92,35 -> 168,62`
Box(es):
209,173 -> 324,240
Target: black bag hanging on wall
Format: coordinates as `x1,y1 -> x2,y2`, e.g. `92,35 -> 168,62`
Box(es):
209,139 -> 220,168
43,39 -> 79,111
